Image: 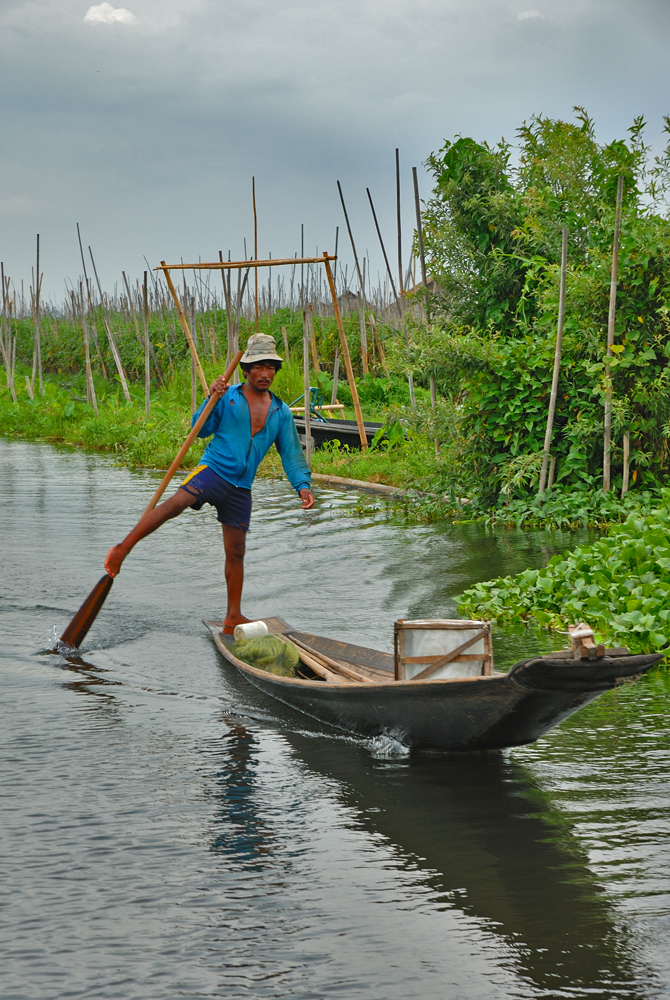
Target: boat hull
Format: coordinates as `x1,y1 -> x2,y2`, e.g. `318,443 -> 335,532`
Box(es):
206,622 -> 662,751
293,416 -> 383,450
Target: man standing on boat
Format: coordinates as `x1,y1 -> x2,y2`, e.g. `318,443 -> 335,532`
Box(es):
104,333 -> 314,632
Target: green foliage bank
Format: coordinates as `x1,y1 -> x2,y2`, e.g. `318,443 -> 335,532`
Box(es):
409,109 -> 670,508
458,495 -> 670,656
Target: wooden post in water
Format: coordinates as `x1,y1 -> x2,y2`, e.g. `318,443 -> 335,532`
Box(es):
143,271 -> 150,414
539,227 -> 568,495
603,176 -> 624,493
323,253 -> 367,452
303,310 -> 312,467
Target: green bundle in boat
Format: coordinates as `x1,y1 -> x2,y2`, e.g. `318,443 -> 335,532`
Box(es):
231,634 -> 300,677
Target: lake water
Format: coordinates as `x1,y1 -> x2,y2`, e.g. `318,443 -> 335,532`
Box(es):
2,438 -> 670,1000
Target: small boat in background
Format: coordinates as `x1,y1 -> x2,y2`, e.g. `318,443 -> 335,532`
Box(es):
205,617 -> 662,751
293,415 -> 384,450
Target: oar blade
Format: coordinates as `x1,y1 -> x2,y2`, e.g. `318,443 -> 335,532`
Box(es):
57,574 -> 114,651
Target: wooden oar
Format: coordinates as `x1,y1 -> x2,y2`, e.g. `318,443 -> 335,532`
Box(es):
55,350 -> 244,651
57,573 -> 114,651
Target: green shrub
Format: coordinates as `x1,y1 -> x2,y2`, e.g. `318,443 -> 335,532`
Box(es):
458,492 -> 670,654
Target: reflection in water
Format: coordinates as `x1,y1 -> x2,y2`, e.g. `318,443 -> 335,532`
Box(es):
53,650 -> 123,717
282,733 -> 656,999
208,723 -> 273,862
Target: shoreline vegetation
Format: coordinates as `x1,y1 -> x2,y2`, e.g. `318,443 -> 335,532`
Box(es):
4,109 -> 670,655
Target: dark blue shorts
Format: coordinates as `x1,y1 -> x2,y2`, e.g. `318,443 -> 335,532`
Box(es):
179,464 -> 252,531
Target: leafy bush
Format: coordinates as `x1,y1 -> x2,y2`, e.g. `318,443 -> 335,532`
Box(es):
488,484 -> 664,529
412,111 -> 670,499
458,493 -> 670,653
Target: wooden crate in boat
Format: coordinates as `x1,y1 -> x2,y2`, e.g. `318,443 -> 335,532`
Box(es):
394,619 -> 493,681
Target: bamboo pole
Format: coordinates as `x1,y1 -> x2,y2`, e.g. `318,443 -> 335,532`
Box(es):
0,263 -> 16,402
159,255 -> 336,272
219,250 -> 233,371
308,304 -> 320,373
88,248 -> 131,403
548,455 -> 556,490
539,227 -> 568,494
142,350 -> 244,516
190,297 -> 197,412
621,431 -> 630,498
367,187 -> 416,407
323,254 -> 367,452
76,225 -> 108,379
331,346 -> 340,405
252,176 -> 259,332
143,271 -> 150,414
396,148 -> 404,294
123,270 -> 164,387
160,261 -> 208,394
281,324 -> 290,360
412,167 -> 429,311
336,181 -> 369,374
370,315 -> 390,377
33,234 -> 43,396
603,176 -> 625,493
78,283 -> 98,416
430,373 -> 439,458
303,311 -> 312,467
122,271 -> 143,344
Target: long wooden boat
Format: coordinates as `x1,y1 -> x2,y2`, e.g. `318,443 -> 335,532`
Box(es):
205,618 -> 662,751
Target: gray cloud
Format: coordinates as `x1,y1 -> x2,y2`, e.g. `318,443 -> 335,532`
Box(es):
0,0 -> 669,298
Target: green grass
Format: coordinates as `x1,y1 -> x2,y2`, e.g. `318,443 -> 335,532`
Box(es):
0,365 -> 443,491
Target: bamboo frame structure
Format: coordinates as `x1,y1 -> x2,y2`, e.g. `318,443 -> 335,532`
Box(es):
156,252 -> 368,450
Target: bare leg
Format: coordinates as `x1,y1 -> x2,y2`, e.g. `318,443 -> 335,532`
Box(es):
222,524 -> 249,626
105,488 -> 195,576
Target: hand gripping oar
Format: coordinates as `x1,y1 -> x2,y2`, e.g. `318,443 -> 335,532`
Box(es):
56,350 -> 244,651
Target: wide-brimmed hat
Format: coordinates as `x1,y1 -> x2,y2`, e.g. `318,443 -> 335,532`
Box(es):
240,333 -> 283,365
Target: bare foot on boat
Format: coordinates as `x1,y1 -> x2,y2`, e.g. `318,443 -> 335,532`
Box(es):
223,614 -> 252,635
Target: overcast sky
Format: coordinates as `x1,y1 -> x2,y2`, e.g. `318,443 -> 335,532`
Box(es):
1,0 -> 669,300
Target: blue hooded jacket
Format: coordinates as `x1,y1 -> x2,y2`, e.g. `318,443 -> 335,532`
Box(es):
191,383 -> 311,494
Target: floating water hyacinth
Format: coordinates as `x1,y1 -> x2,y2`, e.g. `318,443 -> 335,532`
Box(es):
458,496 -> 670,657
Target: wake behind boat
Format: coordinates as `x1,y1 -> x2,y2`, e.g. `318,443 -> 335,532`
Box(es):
205,617 -> 662,751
